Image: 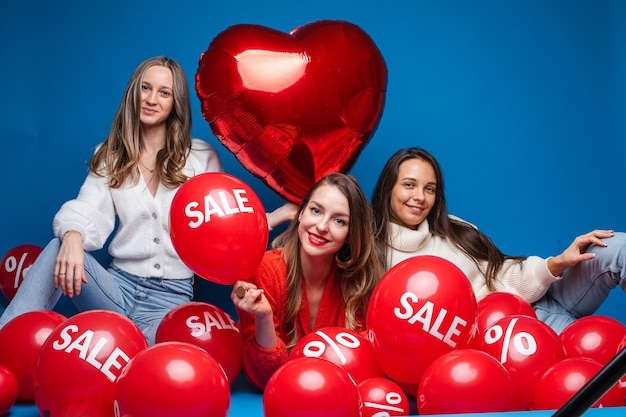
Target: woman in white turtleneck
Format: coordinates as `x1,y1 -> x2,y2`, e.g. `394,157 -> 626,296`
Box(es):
370,147 -> 625,334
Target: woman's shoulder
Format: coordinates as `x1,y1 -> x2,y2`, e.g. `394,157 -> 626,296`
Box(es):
187,138 -> 224,173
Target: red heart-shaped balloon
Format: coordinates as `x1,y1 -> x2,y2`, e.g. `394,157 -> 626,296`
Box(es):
195,20 -> 387,203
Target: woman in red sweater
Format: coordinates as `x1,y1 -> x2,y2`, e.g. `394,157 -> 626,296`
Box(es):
231,173 -> 384,390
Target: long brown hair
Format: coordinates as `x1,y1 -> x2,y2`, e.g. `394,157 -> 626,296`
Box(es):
272,173 -> 384,348
90,56 -> 193,188
371,147 -> 525,291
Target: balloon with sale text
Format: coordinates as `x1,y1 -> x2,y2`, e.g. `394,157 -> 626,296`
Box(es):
367,255 -> 479,386
169,172 -> 268,285
156,301 -> 243,384
33,310 -> 148,417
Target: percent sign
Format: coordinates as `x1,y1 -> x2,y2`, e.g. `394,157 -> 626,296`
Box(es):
0,244 -> 42,300
302,329 -> 360,365
363,391 -> 406,417
484,317 -> 537,363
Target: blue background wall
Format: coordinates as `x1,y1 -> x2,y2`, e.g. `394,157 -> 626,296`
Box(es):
1,0 -> 625,324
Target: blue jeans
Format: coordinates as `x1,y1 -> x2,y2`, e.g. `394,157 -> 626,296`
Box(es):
0,238 -> 193,345
533,232 -> 626,334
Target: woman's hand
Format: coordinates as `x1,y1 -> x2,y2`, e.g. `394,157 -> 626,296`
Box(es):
266,202 -> 298,230
231,280 -> 272,317
231,280 -> 277,349
54,230 -> 88,297
547,229 -> 614,277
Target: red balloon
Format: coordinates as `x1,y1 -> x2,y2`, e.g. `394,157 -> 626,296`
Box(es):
288,326 -> 385,384
560,315 -> 626,365
169,172 -> 268,284
156,301 -> 243,384
114,342 -> 230,417
0,310 -> 66,400
0,365 -> 18,415
417,349 -> 517,414
476,292 -> 536,336
0,244 -> 42,301
533,357 -> 624,410
358,377 -> 410,417
263,357 -> 361,417
33,310 -> 148,417
477,315 -> 566,410
367,255 -> 479,386
618,335 -> 626,398
195,20 -> 388,203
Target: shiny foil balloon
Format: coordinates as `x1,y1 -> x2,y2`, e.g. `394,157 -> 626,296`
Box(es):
0,244 -> 42,300
367,255 -> 479,386
156,301 -> 243,384
0,310 -> 66,400
169,172 -> 268,284
195,20 -> 388,203
288,326 -> 385,384
33,310 -> 148,417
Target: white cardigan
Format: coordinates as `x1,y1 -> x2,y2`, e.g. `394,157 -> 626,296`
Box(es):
386,219 -> 561,303
53,139 -> 224,279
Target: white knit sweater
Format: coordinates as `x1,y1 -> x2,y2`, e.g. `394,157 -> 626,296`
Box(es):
52,139 -> 224,279
386,219 -> 561,303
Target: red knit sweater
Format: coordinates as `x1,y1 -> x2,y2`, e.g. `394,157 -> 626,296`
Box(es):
236,248 -> 354,390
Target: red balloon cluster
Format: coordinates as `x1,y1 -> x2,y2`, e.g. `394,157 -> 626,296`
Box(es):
0,244 -> 42,301
289,326 -> 384,384
367,255 -> 478,386
195,20 -> 388,203
33,310 -> 148,417
263,357 -> 361,417
0,310 -> 66,400
114,342 -> 230,417
169,172 -> 268,285
156,301 -> 243,384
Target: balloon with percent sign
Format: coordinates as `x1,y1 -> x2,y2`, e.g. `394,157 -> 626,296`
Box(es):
560,315 -> 626,366
0,244 -> 42,301
532,357 -> 624,410
263,357 -> 361,417
476,292 -> 536,336
477,315 -> 566,411
417,349 -> 517,414
358,377 -> 410,417
288,326 -> 385,384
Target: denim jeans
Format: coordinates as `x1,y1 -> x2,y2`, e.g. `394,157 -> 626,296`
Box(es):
533,232 -> 626,334
0,238 -> 193,345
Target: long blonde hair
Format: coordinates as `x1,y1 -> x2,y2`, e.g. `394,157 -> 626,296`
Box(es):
272,173 -> 384,348
90,56 -> 192,188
